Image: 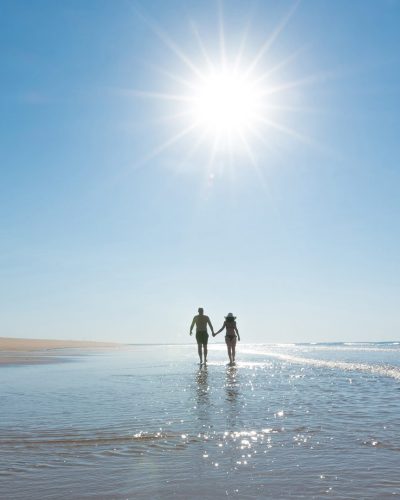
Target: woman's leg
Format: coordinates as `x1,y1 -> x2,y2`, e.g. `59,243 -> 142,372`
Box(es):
226,340 -> 233,363
232,338 -> 237,362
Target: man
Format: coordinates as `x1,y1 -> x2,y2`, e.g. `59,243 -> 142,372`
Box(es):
190,307 -> 214,364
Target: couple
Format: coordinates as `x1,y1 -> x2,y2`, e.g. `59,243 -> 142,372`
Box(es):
189,307 -> 240,365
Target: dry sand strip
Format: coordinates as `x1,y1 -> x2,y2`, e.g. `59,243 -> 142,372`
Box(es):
0,337 -> 120,366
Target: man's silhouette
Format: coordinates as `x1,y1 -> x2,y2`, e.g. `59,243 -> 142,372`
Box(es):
190,307 -> 214,364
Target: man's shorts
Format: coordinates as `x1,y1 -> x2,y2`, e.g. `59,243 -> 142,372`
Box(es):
196,331 -> 209,345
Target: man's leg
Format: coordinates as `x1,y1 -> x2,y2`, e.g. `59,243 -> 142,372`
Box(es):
197,343 -> 203,363
203,344 -> 208,363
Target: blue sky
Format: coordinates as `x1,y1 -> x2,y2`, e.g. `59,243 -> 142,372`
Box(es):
1,0 -> 399,343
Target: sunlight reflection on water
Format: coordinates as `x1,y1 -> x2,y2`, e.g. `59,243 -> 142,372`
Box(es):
1,344 -> 400,498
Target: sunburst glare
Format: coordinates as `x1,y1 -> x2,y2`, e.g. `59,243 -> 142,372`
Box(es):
129,1 -> 320,171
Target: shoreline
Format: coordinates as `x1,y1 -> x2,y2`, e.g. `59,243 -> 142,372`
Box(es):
0,337 -> 120,366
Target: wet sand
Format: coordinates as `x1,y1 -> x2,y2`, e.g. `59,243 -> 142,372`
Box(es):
0,337 -> 119,366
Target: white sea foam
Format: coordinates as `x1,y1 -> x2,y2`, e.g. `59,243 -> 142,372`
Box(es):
213,342 -> 400,353
237,347 -> 400,380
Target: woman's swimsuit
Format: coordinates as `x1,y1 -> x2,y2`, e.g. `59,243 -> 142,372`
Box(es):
225,322 -> 237,342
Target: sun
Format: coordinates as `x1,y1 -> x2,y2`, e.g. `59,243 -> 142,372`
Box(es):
190,69 -> 262,139
128,2 -> 317,171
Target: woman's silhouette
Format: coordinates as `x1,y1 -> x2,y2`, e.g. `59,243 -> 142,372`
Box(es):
213,313 -> 240,364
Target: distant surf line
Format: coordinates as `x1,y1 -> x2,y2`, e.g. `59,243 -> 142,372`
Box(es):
211,346 -> 400,381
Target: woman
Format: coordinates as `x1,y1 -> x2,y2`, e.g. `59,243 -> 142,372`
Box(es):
213,313 -> 240,364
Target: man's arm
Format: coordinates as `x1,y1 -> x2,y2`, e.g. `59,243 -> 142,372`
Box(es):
189,316 -> 197,335
207,316 -> 214,335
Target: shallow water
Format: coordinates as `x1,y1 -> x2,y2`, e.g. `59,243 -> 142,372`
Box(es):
1,343 -> 400,499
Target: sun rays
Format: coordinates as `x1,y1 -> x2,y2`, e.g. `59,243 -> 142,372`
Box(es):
126,1 -> 324,174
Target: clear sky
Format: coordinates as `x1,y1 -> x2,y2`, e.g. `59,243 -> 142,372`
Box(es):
1,0 -> 399,343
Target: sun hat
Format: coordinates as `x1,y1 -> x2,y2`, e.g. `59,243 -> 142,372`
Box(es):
225,312 -> 236,319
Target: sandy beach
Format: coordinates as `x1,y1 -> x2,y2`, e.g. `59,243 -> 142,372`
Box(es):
0,337 -> 119,365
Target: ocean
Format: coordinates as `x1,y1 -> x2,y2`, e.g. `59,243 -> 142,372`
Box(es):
1,343 -> 400,499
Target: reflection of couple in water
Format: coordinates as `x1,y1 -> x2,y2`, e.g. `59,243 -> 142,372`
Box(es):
189,307 -> 241,365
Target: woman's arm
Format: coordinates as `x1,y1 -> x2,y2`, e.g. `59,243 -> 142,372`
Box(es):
235,325 -> 240,341
214,322 -> 226,336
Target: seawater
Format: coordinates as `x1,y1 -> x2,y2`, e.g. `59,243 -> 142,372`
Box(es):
1,343 -> 400,499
